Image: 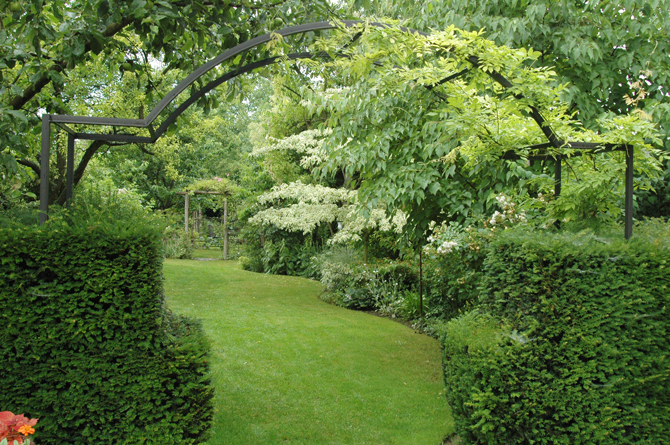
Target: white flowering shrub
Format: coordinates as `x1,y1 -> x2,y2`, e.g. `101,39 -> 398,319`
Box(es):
488,193 -> 527,228
250,129 -> 331,170
319,261 -> 357,291
422,228 -> 489,319
249,180 -> 406,245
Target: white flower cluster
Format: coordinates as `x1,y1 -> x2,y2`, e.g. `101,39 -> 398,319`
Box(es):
250,129 -> 331,169
488,193 -> 527,227
250,181 -> 406,242
436,240 -> 459,254
423,221 -> 465,256
496,194 -> 512,208
329,208 -> 406,244
250,202 -> 341,234
256,181 -> 356,205
489,211 -> 505,226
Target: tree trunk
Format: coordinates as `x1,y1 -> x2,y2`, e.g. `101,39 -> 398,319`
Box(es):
54,140 -> 107,205
363,230 -> 369,264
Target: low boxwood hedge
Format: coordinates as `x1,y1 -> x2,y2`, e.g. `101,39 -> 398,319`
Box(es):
0,218 -> 213,445
442,224 -> 670,444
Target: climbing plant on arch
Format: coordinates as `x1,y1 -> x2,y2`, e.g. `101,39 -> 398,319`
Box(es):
305,23 -> 661,239
37,20 -> 661,238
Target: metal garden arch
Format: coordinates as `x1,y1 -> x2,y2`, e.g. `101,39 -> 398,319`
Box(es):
38,20 -> 635,238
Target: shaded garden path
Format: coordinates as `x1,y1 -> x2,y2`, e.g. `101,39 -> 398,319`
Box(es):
164,259 -> 453,445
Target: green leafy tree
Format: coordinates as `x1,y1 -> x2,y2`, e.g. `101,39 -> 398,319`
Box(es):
309,24 -> 661,236
360,0 -> 670,135
90,91 -> 261,210
357,0 -> 670,218
0,0 -> 339,205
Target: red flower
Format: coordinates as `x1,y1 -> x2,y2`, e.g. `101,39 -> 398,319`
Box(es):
0,411 -> 38,444
0,411 -> 15,439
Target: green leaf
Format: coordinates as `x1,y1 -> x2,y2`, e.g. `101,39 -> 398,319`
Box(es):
5,110 -> 28,123
72,40 -> 85,57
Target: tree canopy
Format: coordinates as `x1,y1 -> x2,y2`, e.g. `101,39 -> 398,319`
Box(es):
2,2 -> 668,233
0,0 -> 337,205
360,0 -> 670,145
304,23 -> 662,236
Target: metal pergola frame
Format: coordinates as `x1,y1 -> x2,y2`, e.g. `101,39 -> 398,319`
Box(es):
38,20 -> 635,238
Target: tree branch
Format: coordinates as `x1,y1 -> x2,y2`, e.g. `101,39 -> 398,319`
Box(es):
54,140 -> 106,205
17,159 -> 40,176
454,168 -> 478,194
187,0 -> 291,10
163,0 -> 290,12
10,19 -> 133,111
138,144 -> 156,156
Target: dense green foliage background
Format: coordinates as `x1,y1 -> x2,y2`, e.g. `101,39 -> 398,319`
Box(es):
442,224 -> 670,444
1,1 -> 669,443
0,212 -> 213,445
361,0 -> 670,218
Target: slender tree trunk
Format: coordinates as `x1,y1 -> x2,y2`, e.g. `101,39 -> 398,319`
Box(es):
419,249 -> 423,318
184,194 -> 190,233
363,230 -> 369,264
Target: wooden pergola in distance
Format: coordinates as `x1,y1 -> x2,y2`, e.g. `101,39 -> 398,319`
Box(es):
176,190 -> 230,259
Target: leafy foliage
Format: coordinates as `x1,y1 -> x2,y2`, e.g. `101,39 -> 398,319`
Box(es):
0,206 -> 213,444
0,0 -> 337,205
310,23 -> 662,236
442,223 -> 670,444
250,180 -> 406,244
163,226 -> 194,259
637,159 -> 670,219
244,88 -> 408,268
365,0 -> 670,149
313,248 -> 421,316
422,223 -> 490,320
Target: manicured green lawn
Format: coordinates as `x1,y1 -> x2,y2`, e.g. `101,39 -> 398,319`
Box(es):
193,247 -> 243,259
164,259 -> 453,445
193,248 -> 224,259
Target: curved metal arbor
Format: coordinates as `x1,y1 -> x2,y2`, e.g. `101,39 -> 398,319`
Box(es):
39,20 -> 634,237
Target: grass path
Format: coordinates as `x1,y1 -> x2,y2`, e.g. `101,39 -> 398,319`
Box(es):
164,259 -> 453,445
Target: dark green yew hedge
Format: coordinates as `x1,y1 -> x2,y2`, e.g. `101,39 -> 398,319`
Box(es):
442,225 -> 670,445
0,221 -> 213,445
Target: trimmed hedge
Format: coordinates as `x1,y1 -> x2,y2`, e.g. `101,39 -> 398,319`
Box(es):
442,225 -> 670,444
0,220 -> 213,445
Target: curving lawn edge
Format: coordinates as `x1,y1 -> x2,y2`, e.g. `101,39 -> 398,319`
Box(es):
164,259 -> 453,445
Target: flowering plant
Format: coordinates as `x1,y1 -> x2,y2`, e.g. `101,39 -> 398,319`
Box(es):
0,412 -> 38,445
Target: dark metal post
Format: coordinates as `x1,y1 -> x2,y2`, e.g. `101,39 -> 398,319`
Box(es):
554,157 -> 562,229
39,115 -> 51,225
184,193 -> 190,233
223,198 -> 229,260
66,134 -> 75,208
625,145 -> 634,240
554,157 -> 562,198
419,249 -> 423,318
